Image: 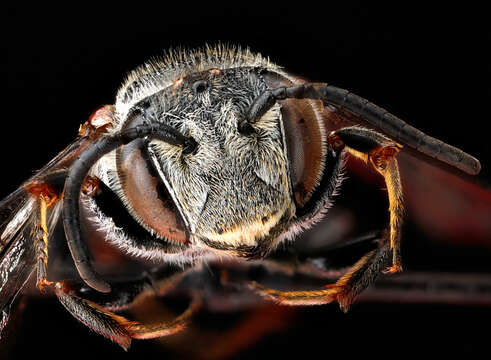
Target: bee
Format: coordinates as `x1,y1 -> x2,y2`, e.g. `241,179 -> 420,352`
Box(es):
0,45 -> 481,350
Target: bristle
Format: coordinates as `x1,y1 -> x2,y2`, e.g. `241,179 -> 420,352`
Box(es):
114,44 -> 281,129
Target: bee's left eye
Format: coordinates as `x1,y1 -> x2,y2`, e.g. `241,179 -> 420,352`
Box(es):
281,98 -> 326,209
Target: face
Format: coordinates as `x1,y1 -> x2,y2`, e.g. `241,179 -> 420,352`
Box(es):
90,47 -> 330,262
115,67 -> 296,257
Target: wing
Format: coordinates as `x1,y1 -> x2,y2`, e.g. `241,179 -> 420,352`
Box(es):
0,191 -> 64,340
0,134 -> 99,340
0,188 -> 37,338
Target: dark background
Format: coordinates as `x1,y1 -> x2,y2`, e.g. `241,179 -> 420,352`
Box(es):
2,3 -> 490,359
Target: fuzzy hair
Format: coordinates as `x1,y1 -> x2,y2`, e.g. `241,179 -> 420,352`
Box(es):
272,151 -> 347,252
113,44 -> 287,131
80,194 -> 220,266
88,45 -> 337,261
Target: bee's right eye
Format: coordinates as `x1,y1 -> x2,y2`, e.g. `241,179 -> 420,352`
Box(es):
116,138 -> 188,243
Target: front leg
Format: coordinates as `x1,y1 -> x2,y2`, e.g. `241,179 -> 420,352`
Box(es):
250,240 -> 392,311
330,126 -> 404,273
251,126 -> 404,311
54,269 -> 199,350
25,178 -> 64,291
54,281 -> 135,350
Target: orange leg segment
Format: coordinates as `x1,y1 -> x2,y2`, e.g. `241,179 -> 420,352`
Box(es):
331,126 -> 405,273
250,126 -> 404,311
26,182 -> 59,291
55,279 -> 201,350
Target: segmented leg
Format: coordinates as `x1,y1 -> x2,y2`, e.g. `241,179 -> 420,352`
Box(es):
78,266 -> 194,311
28,175 -> 101,292
26,183 -> 59,291
54,281 -> 135,350
331,126 -> 404,273
375,151 -> 404,273
54,267 -> 198,349
35,194 -> 53,290
250,126 -> 404,311
125,296 -> 201,340
249,238 -> 392,312
249,281 -> 341,306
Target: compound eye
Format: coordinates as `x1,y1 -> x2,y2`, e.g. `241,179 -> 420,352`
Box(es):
261,70 -> 327,209
117,108 -> 187,243
281,98 -> 326,208
117,139 -> 187,243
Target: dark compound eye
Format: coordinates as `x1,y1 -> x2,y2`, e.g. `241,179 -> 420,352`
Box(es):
116,139 -> 188,244
192,80 -> 209,94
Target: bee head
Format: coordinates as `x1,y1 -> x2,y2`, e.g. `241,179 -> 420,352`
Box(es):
138,68 -> 294,253
112,46 -> 328,258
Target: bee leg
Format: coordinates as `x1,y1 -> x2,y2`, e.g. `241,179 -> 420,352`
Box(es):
34,194 -> 53,290
117,267 -> 200,340
54,281 -> 134,350
329,126 -> 404,273
26,183 -> 59,291
54,280 -> 200,350
249,281 -> 343,306
119,267 -> 201,340
124,294 -> 201,340
249,240 -> 391,311
75,277 -> 153,312
250,126 -> 403,311
27,175 -> 98,292
325,238 -> 392,311
78,266 -> 193,311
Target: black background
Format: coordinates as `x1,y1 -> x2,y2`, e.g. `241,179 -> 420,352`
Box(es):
2,3 -> 490,359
